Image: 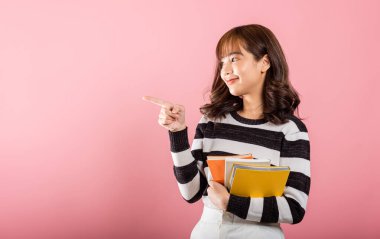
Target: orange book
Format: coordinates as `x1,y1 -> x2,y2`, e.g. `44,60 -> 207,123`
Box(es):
206,153 -> 253,185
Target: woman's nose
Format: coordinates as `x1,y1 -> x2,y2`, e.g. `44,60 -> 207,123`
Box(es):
221,62 -> 233,77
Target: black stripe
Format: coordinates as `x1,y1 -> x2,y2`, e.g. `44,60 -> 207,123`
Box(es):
226,194 -> 250,219
231,110 -> 268,125
169,128 -> 190,153
286,171 -> 311,195
216,123 -> 284,139
202,185 -> 208,196
204,151 -> 241,158
285,196 -> 305,224
173,161 -> 198,184
203,123 -> 283,151
288,116 -> 308,132
191,149 -> 205,162
186,171 -> 208,203
194,123 -> 207,139
281,139 -> 310,160
261,196 -> 279,223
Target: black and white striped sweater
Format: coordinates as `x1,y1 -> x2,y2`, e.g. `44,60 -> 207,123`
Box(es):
168,110 -> 310,224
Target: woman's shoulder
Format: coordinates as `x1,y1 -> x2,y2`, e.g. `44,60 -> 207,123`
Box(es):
198,113 -> 224,124
283,115 -> 309,133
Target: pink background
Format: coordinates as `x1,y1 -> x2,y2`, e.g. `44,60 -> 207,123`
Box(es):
1,0 -> 379,238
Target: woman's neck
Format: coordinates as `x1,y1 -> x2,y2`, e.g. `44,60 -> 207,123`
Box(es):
238,95 -> 264,119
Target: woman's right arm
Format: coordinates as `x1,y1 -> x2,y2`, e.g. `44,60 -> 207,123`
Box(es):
168,116 -> 208,203
142,96 -> 208,203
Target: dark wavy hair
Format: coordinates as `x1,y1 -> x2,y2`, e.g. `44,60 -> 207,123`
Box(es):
200,24 -> 302,125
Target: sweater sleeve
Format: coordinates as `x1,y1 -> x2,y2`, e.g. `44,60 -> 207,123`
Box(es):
226,118 -> 311,224
168,116 -> 208,203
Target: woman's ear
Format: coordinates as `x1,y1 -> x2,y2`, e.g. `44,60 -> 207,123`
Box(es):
261,54 -> 271,73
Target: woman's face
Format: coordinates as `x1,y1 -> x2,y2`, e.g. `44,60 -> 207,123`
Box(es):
220,44 -> 269,97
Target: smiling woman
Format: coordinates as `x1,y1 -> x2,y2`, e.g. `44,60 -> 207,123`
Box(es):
201,24 -> 301,124
144,24 -> 310,239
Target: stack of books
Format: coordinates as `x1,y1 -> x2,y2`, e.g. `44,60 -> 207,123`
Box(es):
206,153 -> 290,198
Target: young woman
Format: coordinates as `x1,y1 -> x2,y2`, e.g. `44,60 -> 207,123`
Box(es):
143,24 -> 310,239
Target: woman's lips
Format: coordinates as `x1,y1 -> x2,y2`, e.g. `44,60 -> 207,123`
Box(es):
226,78 -> 238,85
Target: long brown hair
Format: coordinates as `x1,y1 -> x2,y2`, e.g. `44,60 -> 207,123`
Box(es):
200,24 -> 301,125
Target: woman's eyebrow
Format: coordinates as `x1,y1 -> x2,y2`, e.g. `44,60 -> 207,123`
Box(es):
228,51 -> 243,56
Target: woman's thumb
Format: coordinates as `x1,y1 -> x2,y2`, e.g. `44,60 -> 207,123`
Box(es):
171,105 -> 180,114
208,181 -> 215,188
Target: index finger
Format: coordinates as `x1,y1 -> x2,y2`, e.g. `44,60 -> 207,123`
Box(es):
142,96 -> 173,108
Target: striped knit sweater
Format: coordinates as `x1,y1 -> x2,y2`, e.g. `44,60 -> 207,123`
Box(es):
168,110 -> 310,224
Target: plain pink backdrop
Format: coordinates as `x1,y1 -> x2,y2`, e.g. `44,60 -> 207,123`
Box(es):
1,0 -> 379,238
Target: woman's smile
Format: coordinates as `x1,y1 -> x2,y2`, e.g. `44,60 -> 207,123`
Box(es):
226,78 -> 238,85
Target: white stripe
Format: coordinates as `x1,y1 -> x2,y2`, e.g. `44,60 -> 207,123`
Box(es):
276,196 -> 293,223
177,172 -> 200,201
282,120 -> 305,135
285,132 -> 309,141
280,157 -> 310,177
246,197 -> 264,221
204,166 -> 212,182
197,161 -> 207,178
198,115 -> 209,124
284,186 -> 309,209
205,113 -> 305,135
226,113 -> 307,134
203,138 -> 280,160
191,138 -> 203,150
171,149 -> 194,167
225,114 -> 286,132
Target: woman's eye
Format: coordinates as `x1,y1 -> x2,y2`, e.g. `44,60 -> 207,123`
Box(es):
219,57 -> 237,66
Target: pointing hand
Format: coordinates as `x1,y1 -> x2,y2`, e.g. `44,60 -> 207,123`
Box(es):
142,96 -> 187,132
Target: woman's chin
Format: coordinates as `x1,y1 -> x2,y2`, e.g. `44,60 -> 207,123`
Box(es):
228,90 -> 242,97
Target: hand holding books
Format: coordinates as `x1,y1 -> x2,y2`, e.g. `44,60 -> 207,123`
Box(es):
207,181 -> 230,211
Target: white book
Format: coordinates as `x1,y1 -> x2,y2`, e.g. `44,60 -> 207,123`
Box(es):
224,157 -> 271,189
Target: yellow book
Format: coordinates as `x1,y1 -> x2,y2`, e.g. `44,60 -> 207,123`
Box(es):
224,158 -> 271,189
229,165 -> 290,198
